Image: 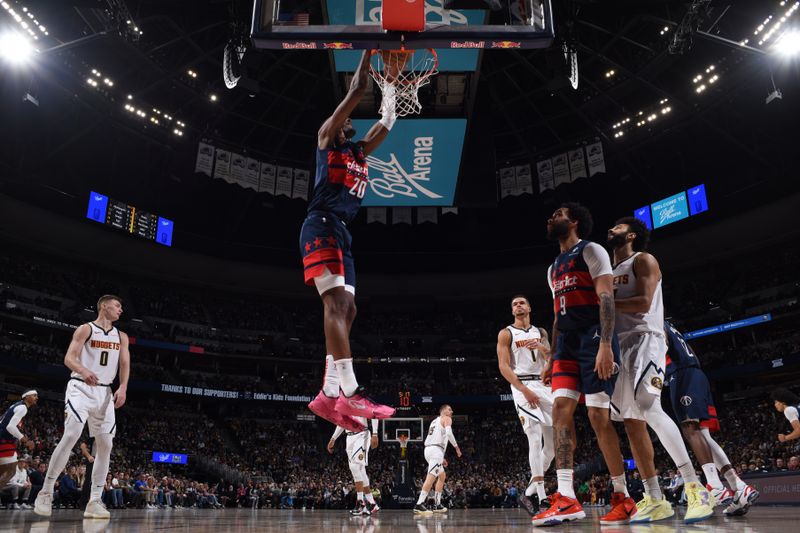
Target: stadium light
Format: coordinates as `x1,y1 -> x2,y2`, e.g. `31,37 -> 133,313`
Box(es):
774,30 -> 800,56
0,31 -> 35,65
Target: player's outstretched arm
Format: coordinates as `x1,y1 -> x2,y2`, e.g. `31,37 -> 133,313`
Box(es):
114,332 -> 130,408
64,324 -> 98,385
497,329 -> 540,407
318,51 -> 371,149
615,252 -> 661,313
370,419 -> 379,449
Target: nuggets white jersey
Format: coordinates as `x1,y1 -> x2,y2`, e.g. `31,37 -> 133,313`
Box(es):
73,322 -> 121,385
506,325 -> 545,375
424,416 -> 447,450
613,252 -> 664,336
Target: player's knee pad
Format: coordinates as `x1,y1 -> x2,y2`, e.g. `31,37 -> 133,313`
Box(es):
349,463 -> 364,483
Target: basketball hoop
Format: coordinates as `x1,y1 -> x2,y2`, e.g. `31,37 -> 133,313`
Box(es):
369,49 -> 438,117
398,433 -> 410,449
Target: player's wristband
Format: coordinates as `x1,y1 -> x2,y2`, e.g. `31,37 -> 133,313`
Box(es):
379,112 -> 396,131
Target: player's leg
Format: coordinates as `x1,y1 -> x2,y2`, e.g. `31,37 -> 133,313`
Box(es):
523,421 -> 545,496
35,404 -> 86,517
699,427 -> 758,514
84,391 -> 115,518
433,471 -> 447,512
0,463 -> 16,488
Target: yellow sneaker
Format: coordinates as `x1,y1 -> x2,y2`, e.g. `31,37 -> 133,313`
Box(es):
684,481 -> 714,524
630,494 -> 674,523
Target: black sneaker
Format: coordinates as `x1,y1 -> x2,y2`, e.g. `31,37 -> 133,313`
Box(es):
519,494 -> 540,516
432,503 -> 448,513
413,503 -> 433,515
361,501 -> 379,515
349,504 -> 365,516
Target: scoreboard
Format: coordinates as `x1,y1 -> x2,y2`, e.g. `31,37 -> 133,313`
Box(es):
634,183 -> 709,230
86,191 -> 174,247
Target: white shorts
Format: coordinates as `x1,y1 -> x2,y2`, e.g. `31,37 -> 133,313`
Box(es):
345,431 -> 370,467
424,446 -> 445,476
610,332 -> 667,422
64,379 -> 116,437
512,379 -> 554,428
0,453 -> 17,466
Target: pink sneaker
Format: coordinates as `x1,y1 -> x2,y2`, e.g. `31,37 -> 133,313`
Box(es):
308,391 -> 365,432
335,388 -> 396,419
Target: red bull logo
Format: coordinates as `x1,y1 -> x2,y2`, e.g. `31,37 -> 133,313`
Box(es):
281,42 -> 318,50
450,40 -> 485,49
491,41 -> 522,49
323,42 -> 354,50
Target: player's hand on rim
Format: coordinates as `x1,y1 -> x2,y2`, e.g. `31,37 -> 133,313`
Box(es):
113,387 -> 126,409
594,343 -> 614,380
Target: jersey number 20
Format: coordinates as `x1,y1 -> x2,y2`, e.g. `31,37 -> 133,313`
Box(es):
348,176 -> 367,199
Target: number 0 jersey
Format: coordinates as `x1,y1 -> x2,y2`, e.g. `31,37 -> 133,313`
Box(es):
506,325 -> 545,376
73,323 -> 122,385
307,141 -> 369,224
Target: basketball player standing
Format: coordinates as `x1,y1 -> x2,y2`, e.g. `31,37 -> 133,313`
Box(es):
327,416 -> 380,515
608,217 -> 714,524
34,295 -> 130,519
302,50 -> 396,429
496,295 -> 555,513
414,405 -> 461,515
0,390 -> 38,489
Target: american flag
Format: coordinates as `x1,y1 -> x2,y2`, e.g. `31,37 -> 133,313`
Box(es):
278,12 -> 310,26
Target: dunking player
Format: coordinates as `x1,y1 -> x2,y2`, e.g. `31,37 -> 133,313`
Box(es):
0,390 -> 38,489
34,295 -> 130,520
608,217 -> 714,524
303,50 -> 396,430
532,203 -> 629,526
496,295 -> 554,513
414,405 -> 461,515
327,417 -> 380,516
665,320 -> 759,516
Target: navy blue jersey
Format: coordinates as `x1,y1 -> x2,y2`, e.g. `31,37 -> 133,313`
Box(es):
0,400 -> 24,441
307,141 -> 368,224
665,320 -> 701,376
549,240 -> 603,331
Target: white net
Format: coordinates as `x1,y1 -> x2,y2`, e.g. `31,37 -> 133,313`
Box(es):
369,49 -> 438,117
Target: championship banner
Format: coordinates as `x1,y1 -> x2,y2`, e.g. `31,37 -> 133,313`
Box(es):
498,167 -> 517,199
537,159 -> 554,192
213,149 -> 231,182
568,148 -> 587,181
292,169 -> 310,200
392,207 -> 412,225
586,141 -> 606,176
326,1 -> 485,72
195,142 -> 215,176
552,153 -> 570,186
515,164 -> 533,195
417,206 -> 438,224
441,207 -> 458,215
244,158 -> 260,191
353,119 -> 466,207
259,162 -> 276,194
230,153 -> 246,185
367,207 -> 387,224
275,166 -> 293,197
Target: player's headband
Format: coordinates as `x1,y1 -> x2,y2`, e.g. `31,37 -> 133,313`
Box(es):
22,390 -> 38,398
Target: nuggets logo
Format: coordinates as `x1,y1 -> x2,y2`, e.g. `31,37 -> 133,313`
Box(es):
519,416 -> 526,426
680,395 -> 693,406
492,41 -> 522,49
358,453 -> 364,461
323,42 -> 354,49
651,377 -> 663,390
281,42 -> 318,50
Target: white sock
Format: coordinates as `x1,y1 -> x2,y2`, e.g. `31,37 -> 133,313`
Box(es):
645,476 -> 663,500
416,490 -> 428,505
723,469 -> 746,491
535,481 -> 547,500
357,491 -> 364,503
702,463 -> 723,490
556,469 -> 575,499
322,354 -> 339,397
334,358 -> 359,396
611,474 -> 629,497
435,491 -> 442,505
365,492 -> 375,504
678,464 -> 699,484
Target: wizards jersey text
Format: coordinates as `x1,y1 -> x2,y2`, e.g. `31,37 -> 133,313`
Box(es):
664,320 -> 701,376
307,141 -> 368,225
548,240 -> 612,331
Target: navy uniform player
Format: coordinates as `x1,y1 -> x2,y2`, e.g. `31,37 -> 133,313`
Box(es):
327,417 -> 380,515
533,203 -> 626,526
0,390 -> 38,489
303,50 -> 396,430
34,295 -> 130,520
496,295 -> 554,512
664,321 -> 759,515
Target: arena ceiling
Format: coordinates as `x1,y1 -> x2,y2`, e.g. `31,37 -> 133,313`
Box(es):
0,0 -> 798,272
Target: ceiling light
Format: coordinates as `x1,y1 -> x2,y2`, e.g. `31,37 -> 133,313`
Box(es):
209,94 -> 217,102
774,30 -> 800,56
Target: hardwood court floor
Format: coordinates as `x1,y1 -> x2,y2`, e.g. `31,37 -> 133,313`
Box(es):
2,505 -> 798,532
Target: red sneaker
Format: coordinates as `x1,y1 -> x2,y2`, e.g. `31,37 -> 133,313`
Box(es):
335,388 -> 396,419
600,492 -> 638,525
308,391 -> 365,432
531,493 -> 586,526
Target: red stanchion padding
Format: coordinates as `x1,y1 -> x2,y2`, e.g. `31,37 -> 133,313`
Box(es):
382,0 -> 425,32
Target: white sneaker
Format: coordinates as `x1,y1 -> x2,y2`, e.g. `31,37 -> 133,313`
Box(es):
83,499 -> 111,519
20,503 -> 32,510
10,503 -> 20,510
33,492 -> 53,517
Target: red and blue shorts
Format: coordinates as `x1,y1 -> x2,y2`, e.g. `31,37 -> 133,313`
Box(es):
668,366 -> 720,432
299,210 -> 355,289
552,324 -> 620,398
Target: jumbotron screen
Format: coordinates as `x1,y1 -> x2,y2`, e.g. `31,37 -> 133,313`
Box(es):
86,191 -> 174,247
634,184 -> 709,230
